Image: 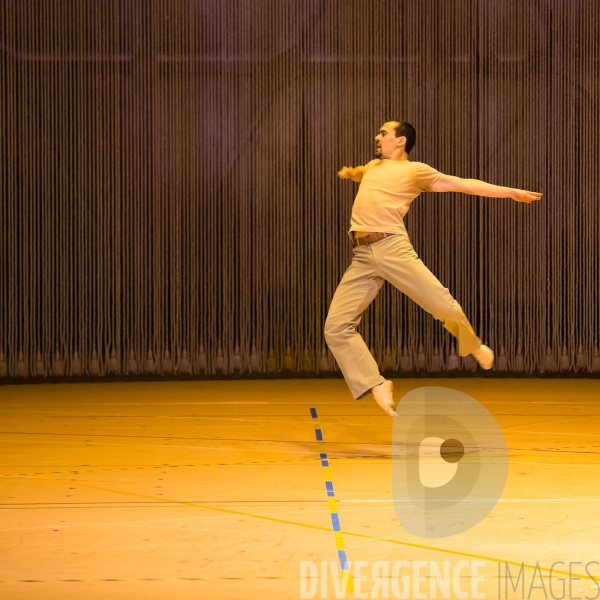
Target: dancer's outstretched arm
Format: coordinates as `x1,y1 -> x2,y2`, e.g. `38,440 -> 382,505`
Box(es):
431,175 -> 543,204
337,165 -> 365,183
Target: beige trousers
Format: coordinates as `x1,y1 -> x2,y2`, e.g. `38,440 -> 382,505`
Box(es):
324,233 -> 482,399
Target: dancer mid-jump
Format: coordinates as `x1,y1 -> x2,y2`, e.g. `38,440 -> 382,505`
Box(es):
324,120 -> 542,418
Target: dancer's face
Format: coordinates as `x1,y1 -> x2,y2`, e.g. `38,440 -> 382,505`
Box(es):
375,122 -> 406,159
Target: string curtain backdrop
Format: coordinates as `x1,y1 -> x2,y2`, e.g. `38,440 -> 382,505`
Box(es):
1,0 -> 599,380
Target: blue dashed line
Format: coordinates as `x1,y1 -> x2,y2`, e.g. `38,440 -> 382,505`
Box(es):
331,513 -> 341,532
310,408 -> 350,576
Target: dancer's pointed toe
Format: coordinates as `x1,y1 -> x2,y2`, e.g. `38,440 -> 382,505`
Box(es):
372,380 -> 396,418
472,345 -> 494,370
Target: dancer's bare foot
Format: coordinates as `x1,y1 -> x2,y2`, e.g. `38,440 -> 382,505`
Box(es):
372,380 -> 397,418
472,345 -> 494,370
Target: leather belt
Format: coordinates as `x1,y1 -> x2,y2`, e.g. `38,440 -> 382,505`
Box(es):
352,232 -> 394,248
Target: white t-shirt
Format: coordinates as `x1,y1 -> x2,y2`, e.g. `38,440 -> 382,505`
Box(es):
349,159 -> 442,237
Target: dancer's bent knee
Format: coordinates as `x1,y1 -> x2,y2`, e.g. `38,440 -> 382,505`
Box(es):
324,317 -> 355,348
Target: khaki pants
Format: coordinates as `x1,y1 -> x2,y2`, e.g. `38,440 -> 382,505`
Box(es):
324,233 -> 482,399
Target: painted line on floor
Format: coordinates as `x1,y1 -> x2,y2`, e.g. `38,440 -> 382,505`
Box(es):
3,497 -> 599,509
342,498 -> 600,503
0,438 -> 320,456
309,407 -> 354,592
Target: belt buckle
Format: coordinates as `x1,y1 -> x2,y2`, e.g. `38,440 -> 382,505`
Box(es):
355,234 -> 373,247
353,233 -> 377,247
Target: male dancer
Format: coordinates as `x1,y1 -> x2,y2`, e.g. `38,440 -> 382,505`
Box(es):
324,120 -> 542,418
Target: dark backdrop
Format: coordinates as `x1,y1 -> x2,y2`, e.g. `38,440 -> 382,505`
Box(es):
1,0 -> 599,379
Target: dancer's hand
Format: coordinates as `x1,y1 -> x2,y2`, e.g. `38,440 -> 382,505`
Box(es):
510,189 -> 543,203
338,166 -> 365,182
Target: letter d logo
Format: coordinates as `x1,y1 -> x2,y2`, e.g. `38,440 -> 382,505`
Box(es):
392,386 -> 508,538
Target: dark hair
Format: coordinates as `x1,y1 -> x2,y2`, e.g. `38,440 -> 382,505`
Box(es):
391,120 -> 416,154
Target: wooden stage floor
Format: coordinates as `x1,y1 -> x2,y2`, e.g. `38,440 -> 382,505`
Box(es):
0,378 -> 599,600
